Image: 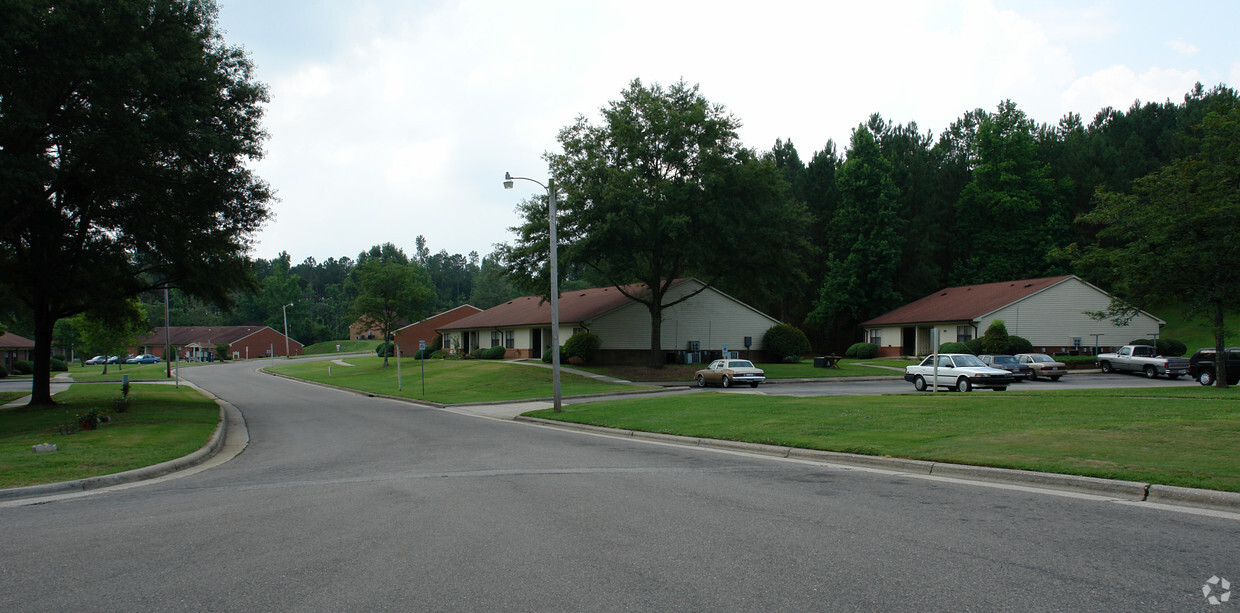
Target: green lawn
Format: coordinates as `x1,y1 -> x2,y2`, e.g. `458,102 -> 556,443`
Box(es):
1152,302 -> 1240,352
573,358 -> 911,382
302,339 -> 383,355
266,356 -> 652,404
0,391 -> 27,405
527,387 -> 1240,492
67,362 -> 182,381
0,383 -> 219,488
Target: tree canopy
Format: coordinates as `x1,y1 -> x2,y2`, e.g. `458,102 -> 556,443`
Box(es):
1070,97 -> 1240,386
348,259 -> 435,366
505,78 -> 810,367
0,0 -> 273,404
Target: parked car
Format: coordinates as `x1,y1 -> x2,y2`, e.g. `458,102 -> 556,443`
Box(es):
106,355 -> 122,364
126,354 -> 162,364
695,359 -> 766,388
85,355 -> 108,365
977,354 -> 1035,381
1096,345 -> 1189,379
1014,353 -> 1068,381
1189,347 -> 1240,386
904,353 -> 1013,392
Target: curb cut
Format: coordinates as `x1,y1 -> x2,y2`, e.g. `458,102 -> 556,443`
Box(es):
0,387 -> 235,502
513,416 -> 1238,513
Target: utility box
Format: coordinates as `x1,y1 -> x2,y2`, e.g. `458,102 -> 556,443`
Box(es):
687,341 -> 700,352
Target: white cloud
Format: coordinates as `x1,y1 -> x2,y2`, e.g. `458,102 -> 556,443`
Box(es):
1061,65 -> 1204,116
1167,38 -> 1199,56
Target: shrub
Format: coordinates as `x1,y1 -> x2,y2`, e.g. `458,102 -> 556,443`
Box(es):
12,360 -> 33,375
844,342 -> 878,359
763,324 -> 811,363
938,342 -> 971,353
215,343 -> 231,360
483,345 -> 507,359
413,347 -> 435,359
563,332 -> 602,364
1006,335 -> 1033,354
429,349 -> 447,359
541,347 -> 563,364
964,338 -> 984,355
50,358 -> 68,372
980,320 -> 1010,354
468,347 -> 488,359
53,354 -> 66,362
0,365 -> 8,378
376,342 -> 394,357
1130,338 -> 1188,357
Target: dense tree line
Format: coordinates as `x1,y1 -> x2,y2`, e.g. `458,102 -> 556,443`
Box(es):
710,83 -> 1238,351
128,237 -> 518,348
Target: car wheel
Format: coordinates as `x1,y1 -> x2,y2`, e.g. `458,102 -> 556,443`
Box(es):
1028,372 -> 1039,381
956,377 -> 972,393
1198,370 -> 1214,386
749,382 -> 759,388
1099,361 -> 1112,373
913,375 -> 927,392
721,375 -> 731,388
1144,365 -> 1158,379
696,374 -> 707,388
1049,375 -> 1061,382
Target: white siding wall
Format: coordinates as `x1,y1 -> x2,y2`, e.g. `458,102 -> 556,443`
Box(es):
588,281 -> 780,352
979,278 -> 1163,350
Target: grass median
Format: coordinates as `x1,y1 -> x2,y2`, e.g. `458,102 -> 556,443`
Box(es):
0,383 -> 219,488
266,356 -> 652,404
526,387 -> 1240,492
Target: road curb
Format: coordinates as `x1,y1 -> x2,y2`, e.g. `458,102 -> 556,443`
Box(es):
513,416 -> 1237,513
0,387 -> 235,502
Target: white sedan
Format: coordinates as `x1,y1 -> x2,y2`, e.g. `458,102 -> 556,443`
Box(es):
904,353 -> 1014,392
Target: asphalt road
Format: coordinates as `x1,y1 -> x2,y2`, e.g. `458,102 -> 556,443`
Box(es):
1,361 -> 1235,611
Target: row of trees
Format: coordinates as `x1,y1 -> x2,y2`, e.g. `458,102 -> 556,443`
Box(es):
500,79 -> 1238,369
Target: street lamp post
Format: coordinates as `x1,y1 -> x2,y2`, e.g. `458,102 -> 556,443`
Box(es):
282,303 -> 294,358
504,171 -> 561,412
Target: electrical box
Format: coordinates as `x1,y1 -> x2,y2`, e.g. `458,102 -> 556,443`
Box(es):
687,341 -> 700,351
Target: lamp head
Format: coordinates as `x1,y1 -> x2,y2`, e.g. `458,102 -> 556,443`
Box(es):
503,172 -> 513,189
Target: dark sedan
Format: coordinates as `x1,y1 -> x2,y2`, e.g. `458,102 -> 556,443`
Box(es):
978,354 -> 1035,382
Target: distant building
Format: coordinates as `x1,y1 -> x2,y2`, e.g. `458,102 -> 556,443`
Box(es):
391,305 -> 482,354
0,332 -> 35,371
438,278 -> 781,364
135,326 -> 304,361
861,275 -> 1165,357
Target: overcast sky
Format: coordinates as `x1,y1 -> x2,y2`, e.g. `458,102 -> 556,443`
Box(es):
214,0 -> 1240,264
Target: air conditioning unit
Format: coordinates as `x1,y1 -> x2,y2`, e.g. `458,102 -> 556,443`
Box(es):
687,341 -> 700,351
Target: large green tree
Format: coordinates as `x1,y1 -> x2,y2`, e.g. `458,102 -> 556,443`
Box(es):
506,79 -> 810,367
808,126 -> 904,338
953,100 -> 1068,283
0,0 -> 272,405
1072,99 -> 1240,387
348,260 -> 435,366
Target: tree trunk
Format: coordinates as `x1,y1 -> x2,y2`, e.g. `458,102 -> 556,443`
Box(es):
647,303 -> 664,369
29,301 -> 56,406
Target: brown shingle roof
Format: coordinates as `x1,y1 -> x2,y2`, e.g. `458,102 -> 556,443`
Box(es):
0,332 -> 35,349
862,275 -> 1075,326
440,280 -> 690,331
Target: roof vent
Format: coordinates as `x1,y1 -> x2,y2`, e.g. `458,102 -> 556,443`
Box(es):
940,292 -> 947,296
1025,283 -> 1033,288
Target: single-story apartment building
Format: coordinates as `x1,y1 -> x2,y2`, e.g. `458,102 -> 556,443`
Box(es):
0,332 -> 35,371
437,278 -> 782,364
861,275 -> 1166,357
392,304 -> 482,354
135,326 -> 304,361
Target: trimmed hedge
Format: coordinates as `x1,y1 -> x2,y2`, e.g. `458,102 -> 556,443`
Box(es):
12,360 -> 33,375
50,358 -> 68,372
376,342 -> 394,357
844,342 -> 878,359
0,365 -> 7,378
563,332 -> 601,364
1130,338 -> 1188,357
938,342 -> 971,354
763,324 -> 811,363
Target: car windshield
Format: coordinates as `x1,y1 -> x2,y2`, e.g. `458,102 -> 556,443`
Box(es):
953,355 -> 985,367
992,356 -> 1016,364
728,360 -> 754,369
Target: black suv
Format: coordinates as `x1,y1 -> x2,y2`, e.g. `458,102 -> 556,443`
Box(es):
1188,347 -> 1240,386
